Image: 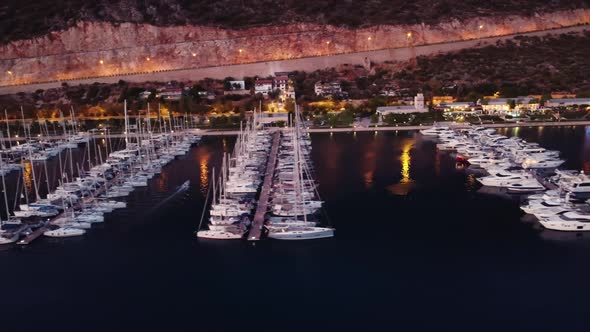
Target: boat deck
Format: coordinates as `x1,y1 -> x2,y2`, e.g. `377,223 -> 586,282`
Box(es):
248,131 -> 280,241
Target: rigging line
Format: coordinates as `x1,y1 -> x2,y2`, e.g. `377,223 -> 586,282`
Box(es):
197,168 -> 213,232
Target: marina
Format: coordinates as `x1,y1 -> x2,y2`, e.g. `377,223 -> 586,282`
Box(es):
3,127 -> 590,330
196,107 -> 334,241
425,124 -> 590,232
0,103 -> 201,245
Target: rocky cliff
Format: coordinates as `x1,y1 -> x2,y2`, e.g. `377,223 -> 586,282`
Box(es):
1,9 -> 589,86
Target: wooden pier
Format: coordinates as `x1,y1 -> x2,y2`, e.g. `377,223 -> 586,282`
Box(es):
17,225 -> 48,245
248,131 -> 280,241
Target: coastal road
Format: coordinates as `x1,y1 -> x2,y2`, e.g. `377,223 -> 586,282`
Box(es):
0,25 -> 588,95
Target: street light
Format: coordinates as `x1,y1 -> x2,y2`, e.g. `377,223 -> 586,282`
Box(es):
326,41 -> 331,45
146,57 -> 151,61
6,70 -> 12,75
367,36 -> 372,41
406,32 -> 412,39
99,60 -> 104,65
479,24 -> 484,30
192,53 -> 197,57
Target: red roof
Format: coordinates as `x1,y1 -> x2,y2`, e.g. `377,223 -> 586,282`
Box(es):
274,76 -> 288,81
255,80 -> 273,84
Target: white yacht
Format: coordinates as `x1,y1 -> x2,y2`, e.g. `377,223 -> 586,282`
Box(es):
477,172 -> 533,187
196,230 -> 245,239
506,179 -> 545,193
537,211 -> 590,231
267,227 -> 335,240
44,227 -> 86,237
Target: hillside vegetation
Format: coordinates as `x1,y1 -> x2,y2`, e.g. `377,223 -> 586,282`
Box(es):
1,0 -> 589,43
393,31 -> 590,99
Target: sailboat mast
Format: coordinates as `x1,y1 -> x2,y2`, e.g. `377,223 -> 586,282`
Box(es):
0,132 -> 10,225
4,109 -> 12,150
124,100 -> 129,149
21,107 -> 40,201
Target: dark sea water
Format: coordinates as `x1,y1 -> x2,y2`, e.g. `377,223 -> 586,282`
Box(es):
3,126 -> 590,331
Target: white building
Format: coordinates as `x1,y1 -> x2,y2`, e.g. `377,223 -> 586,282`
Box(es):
274,76 -> 289,92
545,98 -> 590,108
414,93 -> 425,111
375,94 -> 428,117
228,80 -> 246,90
481,97 -> 540,114
254,79 -> 273,95
314,81 -> 342,96
139,91 -> 152,100
156,88 -> 183,101
441,102 -> 474,111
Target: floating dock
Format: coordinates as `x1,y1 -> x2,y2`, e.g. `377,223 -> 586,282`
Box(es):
248,131 -> 280,241
17,225 -> 48,245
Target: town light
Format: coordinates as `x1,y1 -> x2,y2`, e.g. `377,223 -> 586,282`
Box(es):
6,70 -> 13,75
146,57 -> 151,61
479,24 -> 484,30
326,41 -> 331,45
99,60 -> 104,65
367,36 -> 372,41
238,49 -> 243,54
406,32 -> 412,38
192,53 -> 197,57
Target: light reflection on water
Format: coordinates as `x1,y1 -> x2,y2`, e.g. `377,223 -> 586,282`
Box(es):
22,161 -> 33,196
387,137 -> 416,195
199,149 -> 211,195
399,140 -> 413,184
362,150 -> 375,189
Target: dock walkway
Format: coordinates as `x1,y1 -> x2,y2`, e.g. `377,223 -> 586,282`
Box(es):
248,131 -> 280,241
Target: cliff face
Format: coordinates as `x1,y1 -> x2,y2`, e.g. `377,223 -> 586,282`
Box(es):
1,9 -> 589,86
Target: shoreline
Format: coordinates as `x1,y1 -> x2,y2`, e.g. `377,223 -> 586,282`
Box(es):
0,121 -> 587,141
200,120 -> 590,136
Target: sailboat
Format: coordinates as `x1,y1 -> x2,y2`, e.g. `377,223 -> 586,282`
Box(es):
197,168 -> 247,239
267,105 -> 334,240
0,144 -> 20,244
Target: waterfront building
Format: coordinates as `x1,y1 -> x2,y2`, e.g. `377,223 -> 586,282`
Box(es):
375,93 -> 428,117
481,97 -> 540,114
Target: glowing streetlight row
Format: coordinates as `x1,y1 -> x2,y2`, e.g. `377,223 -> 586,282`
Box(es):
96,52 -> 202,65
